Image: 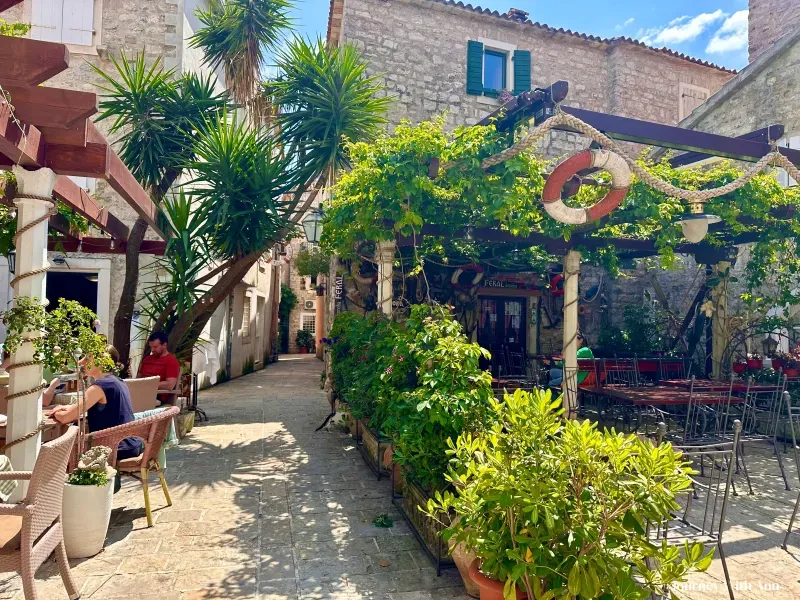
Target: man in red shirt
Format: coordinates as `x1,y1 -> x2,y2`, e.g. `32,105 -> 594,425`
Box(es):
138,331 -> 181,398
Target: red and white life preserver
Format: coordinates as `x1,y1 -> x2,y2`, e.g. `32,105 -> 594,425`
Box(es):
541,149 -> 631,225
451,264 -> 484,289
550,273 -> 564,296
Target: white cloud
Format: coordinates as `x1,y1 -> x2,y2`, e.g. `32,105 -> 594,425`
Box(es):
615,17 -> 635,32
640,9 -> 727,46
706,10 -> 748,53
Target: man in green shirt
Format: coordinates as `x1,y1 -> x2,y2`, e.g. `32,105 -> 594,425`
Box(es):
548,333 -> 594,387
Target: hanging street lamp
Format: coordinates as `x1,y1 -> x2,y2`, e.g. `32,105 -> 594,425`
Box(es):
677,202 -> 721,244
6,249 -> 15,275
302,208 -> 324,245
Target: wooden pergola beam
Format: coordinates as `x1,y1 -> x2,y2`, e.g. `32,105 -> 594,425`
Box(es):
52,175 -> 130,241
668,125 -> 785,168
48,237 -> 167,255
2,84 -> 97,129
0,1 -> 24,14
0,36 -> 69,87
105,150 -> 164,237
0,103 -> 45,167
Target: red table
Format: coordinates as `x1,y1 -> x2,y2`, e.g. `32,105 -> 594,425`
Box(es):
659,379 -> 779,393
587,386 -> 746,407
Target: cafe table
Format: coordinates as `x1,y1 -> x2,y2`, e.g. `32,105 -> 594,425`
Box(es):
659,379 -> 779,393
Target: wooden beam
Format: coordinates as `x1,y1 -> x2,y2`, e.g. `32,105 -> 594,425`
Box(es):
52,175 -> 130,241
562,106 -> 800,166
669,125 -> 785,168
47,212 -> 82,239
0,102 -> 45,167
105,149 -> 165,239
45,139 -> 108,176
2,84 -> 96,129
39,120 -> 88,147
48,237 -> 166,255
0,1 -> 24,14
0,36 -> 69,87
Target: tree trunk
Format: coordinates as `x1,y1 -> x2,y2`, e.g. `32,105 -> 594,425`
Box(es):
113,216 -> 149,377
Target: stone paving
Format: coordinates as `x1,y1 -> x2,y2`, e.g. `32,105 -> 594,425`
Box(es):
0,354 -> 799,599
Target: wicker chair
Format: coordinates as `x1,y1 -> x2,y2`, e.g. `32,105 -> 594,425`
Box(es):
122,376 -> 160,413
0,427 -> 78,600
87,406 -> 179,527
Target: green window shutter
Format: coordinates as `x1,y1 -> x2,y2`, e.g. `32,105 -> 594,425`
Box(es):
466,40 -> 484,95
513,49 -> 531,95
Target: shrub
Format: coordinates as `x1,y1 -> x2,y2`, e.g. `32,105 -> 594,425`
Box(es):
294,247 -> 331,277
295,329 -> 315,350
242,355 -> 255,375
426,388 -> 713,599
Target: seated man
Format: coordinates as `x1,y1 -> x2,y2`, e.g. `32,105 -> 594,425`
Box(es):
138,331 -> 181,403
548,333 -> 594,387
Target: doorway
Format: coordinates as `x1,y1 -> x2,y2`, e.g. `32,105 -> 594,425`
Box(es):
477,296 -> 527,376
46,272 -> 98,314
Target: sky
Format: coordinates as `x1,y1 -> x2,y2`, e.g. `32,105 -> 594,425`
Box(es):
288,0 -> 751,70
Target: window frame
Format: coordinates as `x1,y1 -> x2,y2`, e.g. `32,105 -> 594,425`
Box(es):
301,313 -> 316,336
476,38 -> 516,106
242,294 -> 252,342
483,49 -> 507,94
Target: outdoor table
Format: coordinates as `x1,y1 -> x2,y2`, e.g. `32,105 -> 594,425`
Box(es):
659,379 -> 779,393
586,386 -> 746,406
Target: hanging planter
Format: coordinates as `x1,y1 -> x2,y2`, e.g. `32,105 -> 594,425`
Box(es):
733,362 -> 747,375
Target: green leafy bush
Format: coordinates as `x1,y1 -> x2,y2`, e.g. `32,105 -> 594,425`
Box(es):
294,247 -> 331,277
242,355 -> 255,375
379,304 -> 494,490
67,468 -> 109,487
279,284 -> 297,321
426,388 -> 713,600
295,329 -> 315,350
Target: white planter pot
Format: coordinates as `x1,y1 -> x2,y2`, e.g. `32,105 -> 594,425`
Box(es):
62,467 -> 116,559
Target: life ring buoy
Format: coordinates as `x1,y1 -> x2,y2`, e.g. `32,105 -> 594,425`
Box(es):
542,149 -> 631,225
550,273 -> 564,296
451,264 -> 484,289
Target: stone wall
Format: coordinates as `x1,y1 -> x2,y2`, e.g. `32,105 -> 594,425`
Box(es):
282,239 -> 320,354
749,0 -> 800,62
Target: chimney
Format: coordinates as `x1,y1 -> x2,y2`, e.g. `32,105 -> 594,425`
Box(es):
507,8 -> 529,22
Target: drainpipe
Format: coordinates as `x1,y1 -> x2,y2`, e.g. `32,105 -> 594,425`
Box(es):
562,250 -> 581,418
7,167 -> 56,501
315,277 -> 325,359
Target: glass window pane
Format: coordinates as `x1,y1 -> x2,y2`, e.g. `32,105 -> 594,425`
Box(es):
483,51 -> 505,90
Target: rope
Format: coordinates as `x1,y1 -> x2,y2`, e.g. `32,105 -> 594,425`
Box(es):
447,110 -> 800,204
4,194 -> 57,441
0,419 -> 53,452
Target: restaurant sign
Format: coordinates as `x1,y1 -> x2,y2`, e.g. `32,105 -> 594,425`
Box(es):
483,277 -> 538,290
334,275 -> 344,314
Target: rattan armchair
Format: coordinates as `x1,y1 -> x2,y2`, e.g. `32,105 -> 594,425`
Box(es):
122,376 -> 160,413
86,406 -> 178,527
0,426 -> 79,599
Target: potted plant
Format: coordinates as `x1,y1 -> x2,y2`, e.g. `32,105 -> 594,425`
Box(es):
425,389 -> 714,600
747,352 -> 763,370
733,361 -> 747,375
295,329 -> 314,354
62,446 -> 116,558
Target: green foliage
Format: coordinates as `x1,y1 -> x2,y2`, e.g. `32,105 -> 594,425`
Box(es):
269,37 -> 390,184
372,513 -> 394,528
191,0 -> 292,106
187,111 -> 291,260
217,368 -> 229,383
279,284 -> 298,321
295,329 -> 314,350
596,305 -> 665,356
242,355 -> 255,375
426,388 -> 714,599
93,52 -> 230,195
329,305 -> 494,489
67,467 -> 109,487
0,19 -> 30,37
379,304 -> 495,490
294,247 -> 331,277
1,298 -> 112,374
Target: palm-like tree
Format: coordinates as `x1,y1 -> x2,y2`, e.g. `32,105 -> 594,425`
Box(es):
93,53 -> 230,374
191,0 -> 292,120
163,37 -> 390,356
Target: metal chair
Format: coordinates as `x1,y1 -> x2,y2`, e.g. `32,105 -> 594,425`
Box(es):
737,379 -> 793,493
682,375 -> 736,444
651,421 -> 741,600
0,427 -> 79,600
659,358 -> 688,380
603,358 -> 638,387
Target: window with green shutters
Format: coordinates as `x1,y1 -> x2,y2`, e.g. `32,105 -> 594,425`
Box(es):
466,40 -> 531,98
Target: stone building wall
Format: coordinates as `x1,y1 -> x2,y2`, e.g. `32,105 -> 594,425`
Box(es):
282,240 -> 320,354
749,0 -> 800,62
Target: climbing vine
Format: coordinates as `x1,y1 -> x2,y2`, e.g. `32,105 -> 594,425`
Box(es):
322,115 -> 800,312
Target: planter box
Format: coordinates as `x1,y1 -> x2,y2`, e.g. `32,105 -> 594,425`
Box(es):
357,420 -> 389,477
401,481 -> 452,564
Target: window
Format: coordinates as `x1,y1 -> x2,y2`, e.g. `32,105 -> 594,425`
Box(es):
31,0 -> 98,48
678,82 -> 710,121
301,313 -> 316,335
242,295 -> 251,341
466,40 -> 530,101
483,50 -> 506,93
256,297 -> 265,338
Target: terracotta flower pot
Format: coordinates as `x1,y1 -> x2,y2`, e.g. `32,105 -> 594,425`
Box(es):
469,559 -> 527,600
298,347 -> 309,354
785,367 -> 800,378
747,358 -> 763,370
733,362 -> 747,375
